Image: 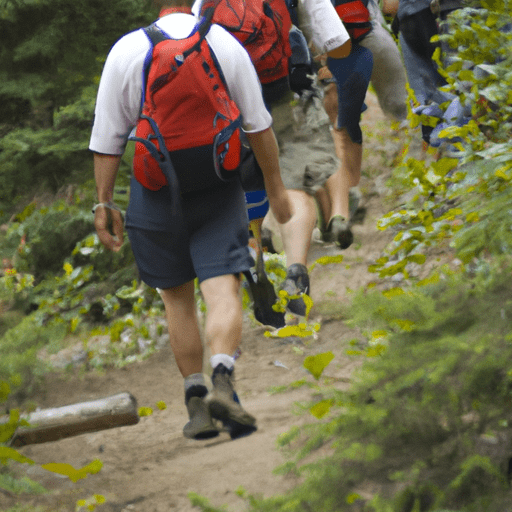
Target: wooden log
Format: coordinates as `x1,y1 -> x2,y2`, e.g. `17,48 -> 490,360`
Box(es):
3,392 -> 139,447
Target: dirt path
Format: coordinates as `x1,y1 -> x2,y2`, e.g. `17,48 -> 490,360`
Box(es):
5,92 -> 404,512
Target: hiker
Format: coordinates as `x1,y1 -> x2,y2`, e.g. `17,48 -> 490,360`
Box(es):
383,0 -> 448,106
382,0 -> 463,147
277,0 -> 408,316
189,0 -> 353,318
90,0 -> 293,440
260,0 -> 371,315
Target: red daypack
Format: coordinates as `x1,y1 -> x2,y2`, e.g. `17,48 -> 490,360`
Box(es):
130,18 -> 242,192
199,0 -> 292,84
333,0 -> 372,42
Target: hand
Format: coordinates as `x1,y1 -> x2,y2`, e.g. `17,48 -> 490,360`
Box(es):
268,189 -> 293,225
94,206 -> 124,252
317,66 -> 333,82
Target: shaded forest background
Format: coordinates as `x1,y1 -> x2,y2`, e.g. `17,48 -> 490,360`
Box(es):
1,0 -> 512,511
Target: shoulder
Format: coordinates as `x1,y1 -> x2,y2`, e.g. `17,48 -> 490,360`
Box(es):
155,12 -> 199,37
206,23 -> 250,57
108,28 -> 150,62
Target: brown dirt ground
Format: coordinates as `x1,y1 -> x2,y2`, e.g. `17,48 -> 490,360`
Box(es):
3,91 -> 408,512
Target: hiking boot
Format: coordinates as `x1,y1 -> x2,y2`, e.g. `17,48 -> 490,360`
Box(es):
280,263 -> 310,316
183,396 -> 219,440
322,215 -> 353,249
207,364 -> 257,440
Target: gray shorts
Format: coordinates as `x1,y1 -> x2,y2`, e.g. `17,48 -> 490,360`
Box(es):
126,177 -> 253,289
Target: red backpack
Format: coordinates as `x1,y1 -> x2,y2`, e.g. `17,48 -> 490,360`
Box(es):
199,0 -> 292,84
333,0 -> 372,43
130,17 -> 242,200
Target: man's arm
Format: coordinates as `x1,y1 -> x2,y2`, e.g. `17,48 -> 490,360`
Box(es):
93,153 -> 124,252
327,38 -> 352,59
245,128 -> 292,225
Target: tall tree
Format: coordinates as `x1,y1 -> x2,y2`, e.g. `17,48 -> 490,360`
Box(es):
0,0 -> 157,205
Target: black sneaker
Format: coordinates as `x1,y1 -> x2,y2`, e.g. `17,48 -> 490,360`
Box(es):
183,396 -> 220,440
207,364 -> 257,440
280,263 -> 310,316
321,215 -> 353,249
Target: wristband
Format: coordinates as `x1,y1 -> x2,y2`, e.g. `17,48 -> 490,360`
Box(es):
92,201 -> 123,214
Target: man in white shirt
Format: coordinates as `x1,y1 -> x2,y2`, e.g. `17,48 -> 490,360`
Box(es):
90,0 -> 292,441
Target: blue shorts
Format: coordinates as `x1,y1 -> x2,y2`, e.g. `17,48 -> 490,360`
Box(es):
125,177 -> 254,289
327,44 -> 374,144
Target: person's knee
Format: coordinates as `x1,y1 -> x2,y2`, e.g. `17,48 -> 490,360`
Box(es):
159,281 -> 195,311
201,274 -> 241,310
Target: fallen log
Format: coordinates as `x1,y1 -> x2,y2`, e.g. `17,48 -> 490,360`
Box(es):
2,392 -> 139,447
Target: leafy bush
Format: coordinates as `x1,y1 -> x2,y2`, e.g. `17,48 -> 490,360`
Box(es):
0,0 -> 158,207
371,1 -> 512,282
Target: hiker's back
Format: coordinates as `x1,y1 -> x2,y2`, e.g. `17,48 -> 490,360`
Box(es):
132,20 -> 242,192
199,0 -> 292,84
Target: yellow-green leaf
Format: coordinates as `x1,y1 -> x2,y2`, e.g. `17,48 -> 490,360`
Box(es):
0,446 -> 34,465
303,352 -> 334,380
303,294 -> 314,317
138,407 -> 153,417
0,410 -> 20,443
346,493 -> 361,504
310,254 -> 344,271
371,330 -> 388,341
156,401 -> 167,411
265,323 -> 317,338
366,344 -> 387,357
42,459 -> 102,483
393,319 -> 416,332
416,273 -> 440,287
309,399 -> 333,419
382,287 -> 404,299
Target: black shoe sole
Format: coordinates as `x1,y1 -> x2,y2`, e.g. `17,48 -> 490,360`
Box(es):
208,399 -> 257,440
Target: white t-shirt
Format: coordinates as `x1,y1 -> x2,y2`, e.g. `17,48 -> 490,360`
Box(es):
89,13 -> 272,155
297,0 -> 350,54
192,0 -> 350,56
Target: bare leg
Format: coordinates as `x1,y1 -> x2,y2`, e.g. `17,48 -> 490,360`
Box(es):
322,83 -> 362,222
160,280 -> 203,378
277,189 -> 317,267
200,273 -> 257,439
200,274 -> 243,357
314,186 -> 331,232
325,127 -> 362,220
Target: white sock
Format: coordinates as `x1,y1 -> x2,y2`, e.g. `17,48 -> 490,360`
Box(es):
184,373 -> 206,392
210,354 -> 235,372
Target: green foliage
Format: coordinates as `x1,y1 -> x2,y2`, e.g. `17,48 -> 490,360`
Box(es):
0,315 -> 67,396
188,492 -> 228,512
0,0 -> 158,206
6,201 -> 96,279
0,472 -> 46,495
371,3 -> 512,282
236,260 -> 512,512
